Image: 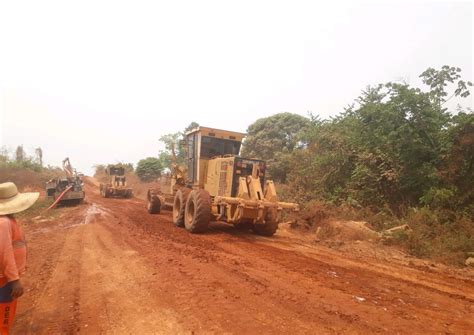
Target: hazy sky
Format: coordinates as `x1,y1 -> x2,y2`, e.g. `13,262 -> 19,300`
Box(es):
0,0 -> 472,175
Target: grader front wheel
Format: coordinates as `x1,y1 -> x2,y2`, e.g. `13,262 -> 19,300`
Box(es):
185,189 -> 211,233
147,198 -> 161,214
173,188 -> 191,227
252,209 -> 279,236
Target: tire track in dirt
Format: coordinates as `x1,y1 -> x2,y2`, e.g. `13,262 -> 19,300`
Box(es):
21,206 -> 87,334
85,177 -> 473,334
12,178 -> 474,334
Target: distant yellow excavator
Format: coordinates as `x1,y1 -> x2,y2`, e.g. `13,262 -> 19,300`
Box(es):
46,157 -> 85,205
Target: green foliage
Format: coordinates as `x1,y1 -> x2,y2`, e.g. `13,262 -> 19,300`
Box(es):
439,110 -> 474,208
420,65 -> 472,107
283,65 -> 472,265
93,164 -> 106,177
184,121 -> 199,133
0,156 -> 44,173
135,157 -> 163,182
288,66 -> 472,215
157,151 -> 172,170
15,145 -> 25,162
396,208 -> 474,265
158,121 -> 199,170
0,146 -> 8,163
241,112 -> 311,182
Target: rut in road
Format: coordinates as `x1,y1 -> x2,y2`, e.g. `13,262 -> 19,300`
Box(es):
12,179 -> 474,334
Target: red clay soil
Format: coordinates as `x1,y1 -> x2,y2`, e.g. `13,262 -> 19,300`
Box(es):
12,178 -> 474,334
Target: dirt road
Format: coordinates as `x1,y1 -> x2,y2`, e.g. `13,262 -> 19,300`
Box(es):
12,179 -> 474,334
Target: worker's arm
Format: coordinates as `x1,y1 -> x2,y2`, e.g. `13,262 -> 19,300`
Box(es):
0,219 -> 19,282
0,219 -> 24,298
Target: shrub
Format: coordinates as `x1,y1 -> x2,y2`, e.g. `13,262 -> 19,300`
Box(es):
135,157 -> 163,182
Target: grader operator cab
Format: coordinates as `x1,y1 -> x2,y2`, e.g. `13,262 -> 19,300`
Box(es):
147,126 -> 298,236
100,165 -> 133,198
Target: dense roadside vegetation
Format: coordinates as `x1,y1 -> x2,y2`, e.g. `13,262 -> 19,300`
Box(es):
5,66 -> 471,266
0,146 -> 62,190
243,66 -> 473,265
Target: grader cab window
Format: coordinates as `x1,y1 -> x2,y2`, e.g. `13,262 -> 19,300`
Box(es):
200,136 -> 241,158
108,167 -> 125,175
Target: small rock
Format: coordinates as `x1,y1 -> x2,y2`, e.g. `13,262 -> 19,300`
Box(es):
465,257 -> 474,266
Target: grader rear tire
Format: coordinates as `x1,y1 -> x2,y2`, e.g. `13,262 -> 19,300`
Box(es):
185,189 -> 211,233
173,188 -> 191,227
147,198 -> 161,214
252,209 -> 279,236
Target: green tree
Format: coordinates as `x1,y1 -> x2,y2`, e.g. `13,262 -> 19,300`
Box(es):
157,151 -> 172,171
288,66 -> 472,213
241,112 -> 310,182
420,65 -> 472,109
184,121 -> 199,133
158,121 -> 199,170
93,164 -> 106,177
0,146 -> 9,164
135,157 -> 163,182
433,109 -> 474,208
15,145 -> 25,162
35,147 -> 43,166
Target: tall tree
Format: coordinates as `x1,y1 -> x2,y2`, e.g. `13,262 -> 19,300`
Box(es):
420,65 -> 472,109
35,147 -> 43,166
288,66 -> 472,212
158,121 -> 199,170
135,157 -> 163,182
0,146 -> 9,163
241,112 -> 310,182
15,145 -> 25,162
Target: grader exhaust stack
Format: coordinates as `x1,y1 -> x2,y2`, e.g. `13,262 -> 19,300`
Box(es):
147,126 -> 299,236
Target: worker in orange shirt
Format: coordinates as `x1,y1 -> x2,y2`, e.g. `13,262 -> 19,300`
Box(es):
0,182 -> 39,335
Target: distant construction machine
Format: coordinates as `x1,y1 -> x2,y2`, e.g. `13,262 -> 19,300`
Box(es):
147,126 -> 299,236
46,157 -> 85,205
100,165 -> 133,198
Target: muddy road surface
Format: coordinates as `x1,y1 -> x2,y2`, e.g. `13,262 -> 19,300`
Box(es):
13,178 -> 474,334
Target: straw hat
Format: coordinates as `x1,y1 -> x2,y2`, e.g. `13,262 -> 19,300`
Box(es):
0,182 -> 39,215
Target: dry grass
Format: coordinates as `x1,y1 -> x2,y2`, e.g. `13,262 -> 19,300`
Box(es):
0,166 -> 63,193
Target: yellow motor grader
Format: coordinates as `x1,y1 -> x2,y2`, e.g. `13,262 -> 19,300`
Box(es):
100,165 -> 133,198
147,126 -> 299,236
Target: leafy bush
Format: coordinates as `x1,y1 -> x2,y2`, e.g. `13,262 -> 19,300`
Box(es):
398,208 -> 474,265
241,112 -> 310,182
135,157 -> 163,182
280,66 -> 473,265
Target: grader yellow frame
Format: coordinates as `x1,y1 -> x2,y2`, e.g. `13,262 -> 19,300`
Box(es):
147,126 -> 299,236
100,165 -> 133,198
